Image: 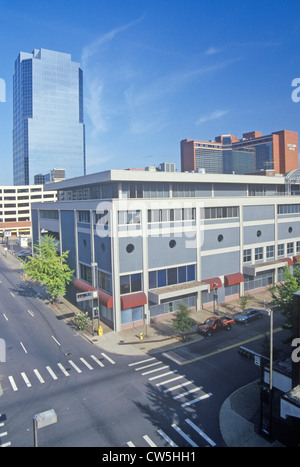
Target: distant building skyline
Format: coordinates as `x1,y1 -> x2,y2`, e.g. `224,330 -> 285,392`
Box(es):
13,48 -> 86,185
181,130 -> 299,175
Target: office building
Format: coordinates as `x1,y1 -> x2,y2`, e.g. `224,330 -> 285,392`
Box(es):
13,48 -> 86,185
34,169 -> 65,185
0,185 -> 56,237
181,130 -> 298,175
31,167 -> 300,332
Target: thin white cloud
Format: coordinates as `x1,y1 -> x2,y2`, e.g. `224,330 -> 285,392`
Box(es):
196,109 -> 229,125
204,46 -> 220,56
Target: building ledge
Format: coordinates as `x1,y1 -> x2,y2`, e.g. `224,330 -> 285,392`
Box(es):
148,281 -> 209,304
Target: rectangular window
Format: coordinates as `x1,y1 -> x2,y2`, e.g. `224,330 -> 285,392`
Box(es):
243,249 -> 251,263
287,242 -> 294,255
297,241 -> 300,253
266,245 -> 274,259
80,264 -> 92,284
167,268 -> 177,286
149,271 -> 157,289
255,247 -> 263,260
278,244 -> 284,256
157,269 -> 167,287
204,206 -> 239,220
78,211 -> 90,223
120,273 -> 142,294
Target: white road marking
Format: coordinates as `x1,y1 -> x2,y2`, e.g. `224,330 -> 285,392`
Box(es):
8,376 -> 18,392
68,360 -> 82,373
157,429 -> 178,447
2,314 -> 8,321
181,393 -> 212,407
171,424 -> 198,447
143,435 -> 157,447
135,361 -> 161,371
148,370 -> 178,381
164,380 -> 194,393
21,372 -> 31,387
46,366 -> 58,380
0,442 -> 11,447
0,432 -> 8,438
52,336 -> 61,346
173,386 -> 203,399
80,358 -> 93,370
33,369 -> 45,384
185,418 -> 216,447
142,365 -> 169,376
20,342 -> 27,354
10,292 -> 15,298
127,441 -> 135,447
156,375 -> 185,387
27,309 -> 34,317
57,363 -> 70,376
90,355 -> 104,367
101,353 -> 115,365
128,357 -> 155,367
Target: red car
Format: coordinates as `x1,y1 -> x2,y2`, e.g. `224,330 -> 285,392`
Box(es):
197,316 -> 234,337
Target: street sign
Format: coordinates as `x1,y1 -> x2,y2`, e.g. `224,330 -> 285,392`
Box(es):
76,290 -> 98,302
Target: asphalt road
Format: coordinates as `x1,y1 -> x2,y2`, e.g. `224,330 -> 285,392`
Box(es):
0,256 -> 289,448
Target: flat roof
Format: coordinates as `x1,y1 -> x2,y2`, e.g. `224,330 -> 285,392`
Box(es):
44,169 -> 286,191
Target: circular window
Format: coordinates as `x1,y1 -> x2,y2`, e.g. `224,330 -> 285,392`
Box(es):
288,226 -> 293,233
126,244 -> 135,253
256,230 -> 262,237
217,234 -> 224,242
169,239 -> 176,248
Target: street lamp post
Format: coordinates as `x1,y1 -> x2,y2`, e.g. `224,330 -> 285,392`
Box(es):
91,262 -> 100,334
213,283 -> 219,315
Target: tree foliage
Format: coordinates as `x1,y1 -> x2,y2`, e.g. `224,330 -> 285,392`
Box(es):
172,303 -> 196,341
21,235 -> 74,301
239,293 -> 251,311
269,265 -> 300,330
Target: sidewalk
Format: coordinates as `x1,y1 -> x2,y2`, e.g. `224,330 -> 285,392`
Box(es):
0,244 -> 284,447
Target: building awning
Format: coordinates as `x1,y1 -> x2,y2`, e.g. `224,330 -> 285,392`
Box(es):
293,255 -> 300,264
224,273 -> 244,286
74,279 -> 113,308
202,277 -> 222,291
243,257 -> 294,277
148,281 -> 210,305
121,292 -> 147,310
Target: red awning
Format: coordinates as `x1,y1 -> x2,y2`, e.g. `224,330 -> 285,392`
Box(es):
293,256 -> 300,264
202,277 -> 222,291
224,273 -> 244,286
282,257 -> 294,266
121,292 -> 147,310
74,279 -> 113,308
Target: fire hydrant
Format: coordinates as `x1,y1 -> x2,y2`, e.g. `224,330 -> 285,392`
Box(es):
139,332 -> 143,340
98,326 -> 103,337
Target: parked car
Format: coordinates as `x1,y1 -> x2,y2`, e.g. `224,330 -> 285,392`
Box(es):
234,308 -> 263,324
17,250 -> 31,258
197,316 -> 234,337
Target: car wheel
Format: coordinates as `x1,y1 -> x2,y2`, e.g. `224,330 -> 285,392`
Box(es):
226,324 -> 231,331
207,331 -> 212,337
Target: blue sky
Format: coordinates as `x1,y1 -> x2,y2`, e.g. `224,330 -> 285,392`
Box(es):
1,0 -> 300,184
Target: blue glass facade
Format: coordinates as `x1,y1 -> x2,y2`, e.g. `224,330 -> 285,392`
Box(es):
13,49 -> 86,185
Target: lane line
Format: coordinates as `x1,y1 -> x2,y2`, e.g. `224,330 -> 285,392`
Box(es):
27,309 -> 34,317
33,369 -> 45,384
20,342 -> 27,354
52,336 -> 61,346
180,326 -> 283,366
185,418 -> 216,447
10,292 -> 15,298
2,314 -> 8,321
171,424 -> 198,447
157,429 -> 178,447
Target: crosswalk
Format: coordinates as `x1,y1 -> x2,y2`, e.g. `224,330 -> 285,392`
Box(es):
128,356 -> 212,408
5,353 -> 116,393
0,415 -> 11,448
126,356 -> 216,447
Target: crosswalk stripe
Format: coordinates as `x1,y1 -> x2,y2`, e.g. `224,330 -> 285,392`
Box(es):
171,424 -> 198,447
157,429 -> 178,447
128,357 -> 155,367
135,361 -> 161,371
68,360 -> 82,373
164,380 -> 194,393
8,376 -> 18,392
91,355 -> 104,367
46,366 -> 58,380
0,442 -> 11,447
181,393 -> 212,407
57,363 -> 70,376
101,353 -> 115,365
143,435 -> 157,447
34,369 -> 45,384
156,375 -> 185,387
142,365 -> 169,376
21,372 -> 31,387
148,370 -> 177,381
127,441 -> 135,447
173,386 -> 203,399
80,358 -> 93,370
185,418 -> 216,447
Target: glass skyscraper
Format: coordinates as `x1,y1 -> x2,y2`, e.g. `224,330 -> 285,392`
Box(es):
13,49 -> 86,185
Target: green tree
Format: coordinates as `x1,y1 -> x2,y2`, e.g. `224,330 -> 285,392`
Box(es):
74,310 -> 91,331
239,293 -> 251,311
172,303 -> 196,341
269,265 -> 300,331
21,235 -> 74,303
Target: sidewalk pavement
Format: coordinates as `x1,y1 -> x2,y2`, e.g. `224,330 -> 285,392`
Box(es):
0,244 -> 284,447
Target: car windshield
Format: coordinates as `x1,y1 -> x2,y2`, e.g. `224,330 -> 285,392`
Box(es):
204,319 -> 214,325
